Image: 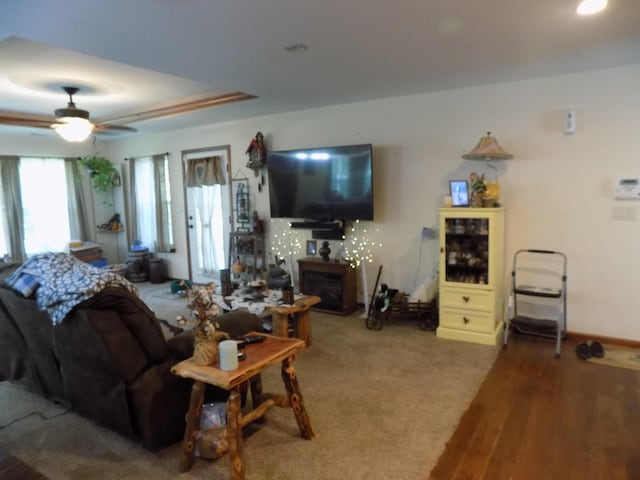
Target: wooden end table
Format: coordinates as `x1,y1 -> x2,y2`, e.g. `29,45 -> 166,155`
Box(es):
266,295 -> 321,346
171,333 -> 314,480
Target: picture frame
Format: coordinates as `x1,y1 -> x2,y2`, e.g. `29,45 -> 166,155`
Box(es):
449,180 -> 470,207
306,240 -> 317,256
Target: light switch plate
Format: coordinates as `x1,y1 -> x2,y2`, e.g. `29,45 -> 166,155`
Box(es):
564,109 -> 576,134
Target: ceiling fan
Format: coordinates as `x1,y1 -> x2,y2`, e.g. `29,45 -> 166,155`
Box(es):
0,86 -> 136,142
0,86 -> 256,142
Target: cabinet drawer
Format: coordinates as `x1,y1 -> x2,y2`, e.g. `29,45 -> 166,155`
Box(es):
440,288 -> 494,311
439,307 -> 495,333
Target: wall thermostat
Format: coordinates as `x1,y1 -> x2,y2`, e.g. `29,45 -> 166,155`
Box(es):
614,178 -> 640,200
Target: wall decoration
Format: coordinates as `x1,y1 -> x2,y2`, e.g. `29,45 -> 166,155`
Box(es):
245,131 -> 266,176
231,177 -> 250,231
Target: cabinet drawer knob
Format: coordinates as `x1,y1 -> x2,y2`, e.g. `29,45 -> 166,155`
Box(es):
463,316 -> 470,324
462,295 -> 470,303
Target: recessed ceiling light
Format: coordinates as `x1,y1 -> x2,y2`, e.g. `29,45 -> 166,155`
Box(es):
576,0 -> 607,15
284,43 -> 308,53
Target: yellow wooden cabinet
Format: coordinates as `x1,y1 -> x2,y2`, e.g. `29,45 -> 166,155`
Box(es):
437,207 -> 505,345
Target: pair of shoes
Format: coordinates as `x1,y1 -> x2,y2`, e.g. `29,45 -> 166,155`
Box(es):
576,342 -> 591,360
575,340 -> 605,360
590,341 -> 605,358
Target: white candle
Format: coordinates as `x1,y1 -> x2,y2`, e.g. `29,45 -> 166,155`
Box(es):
219,340 -> 239,371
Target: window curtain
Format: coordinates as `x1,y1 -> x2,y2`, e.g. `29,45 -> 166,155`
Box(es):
128,157 -> 154,249
128,154 -> 174,252
65,158 -> 91,241
153,154 -> 173,252
127,158 -> 139,247
186,156 -> 226,277
0,156 -> 26,261
185,156 -> 225,187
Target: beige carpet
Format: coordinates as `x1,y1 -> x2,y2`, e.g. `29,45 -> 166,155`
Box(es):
587,344 -> 640,371
0,282 -> 499,480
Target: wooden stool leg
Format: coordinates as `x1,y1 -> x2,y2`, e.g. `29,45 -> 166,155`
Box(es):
281,355 -> 315,440
179,380 -> 205,472
250,373 -> 263,408
296,310 -> 312,346
227,388 -> 244,480
271,312 -> 289,338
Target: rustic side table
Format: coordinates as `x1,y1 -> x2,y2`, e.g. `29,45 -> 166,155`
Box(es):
171,333 -> 314,479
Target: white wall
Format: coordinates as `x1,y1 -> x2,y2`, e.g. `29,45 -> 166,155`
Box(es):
3,64 -> 640,340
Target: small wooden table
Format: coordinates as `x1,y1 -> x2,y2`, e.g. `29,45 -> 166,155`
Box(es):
266,295 -> 321,346
171,333 -> 314,480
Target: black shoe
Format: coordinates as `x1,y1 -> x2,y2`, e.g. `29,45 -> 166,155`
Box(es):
590,341 -> 605,358
576,342 -> 591,360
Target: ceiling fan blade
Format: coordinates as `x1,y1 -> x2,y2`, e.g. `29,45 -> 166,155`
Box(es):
93,123 -> 137,133
0,114 -> 55,130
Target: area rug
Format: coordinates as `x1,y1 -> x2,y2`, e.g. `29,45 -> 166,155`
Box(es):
0,293 -> 499,480
587,344 -> 640,371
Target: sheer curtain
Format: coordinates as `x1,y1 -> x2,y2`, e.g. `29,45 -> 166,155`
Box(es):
129,156 -> 155,249
185,156 -> 226,277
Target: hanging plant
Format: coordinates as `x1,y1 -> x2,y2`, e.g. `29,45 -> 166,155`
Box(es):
78,154 -> 118,204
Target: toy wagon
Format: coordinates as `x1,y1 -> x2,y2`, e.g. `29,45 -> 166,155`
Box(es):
365,284 -> 438,331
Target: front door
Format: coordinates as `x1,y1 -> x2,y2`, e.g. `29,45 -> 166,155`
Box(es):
183,146 -> 232,284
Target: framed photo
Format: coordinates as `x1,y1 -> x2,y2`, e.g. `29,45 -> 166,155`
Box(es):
306,240 -> 317,256
449,180 -> 470,207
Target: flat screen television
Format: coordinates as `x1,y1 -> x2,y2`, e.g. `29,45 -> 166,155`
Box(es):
267,143 -> 374,221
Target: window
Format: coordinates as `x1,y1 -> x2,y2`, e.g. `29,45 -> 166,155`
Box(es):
0,156 -> 86,261
20,157 -> 72,256
129,154 -> 174,252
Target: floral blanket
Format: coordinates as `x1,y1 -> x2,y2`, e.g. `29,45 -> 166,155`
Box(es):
12,252 -> 137,325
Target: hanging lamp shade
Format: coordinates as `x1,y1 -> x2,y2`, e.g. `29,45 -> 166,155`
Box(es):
462,132 -> 513,160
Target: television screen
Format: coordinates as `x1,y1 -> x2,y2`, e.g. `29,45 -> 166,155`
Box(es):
267,143 -> 374,220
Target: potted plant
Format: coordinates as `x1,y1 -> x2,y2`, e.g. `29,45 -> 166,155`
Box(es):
78,154 -> 118,203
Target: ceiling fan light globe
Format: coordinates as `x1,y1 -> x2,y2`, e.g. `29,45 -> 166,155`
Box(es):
52,117 -> 94,142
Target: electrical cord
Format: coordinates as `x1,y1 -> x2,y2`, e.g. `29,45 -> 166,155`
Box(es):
0,405 -> 71,429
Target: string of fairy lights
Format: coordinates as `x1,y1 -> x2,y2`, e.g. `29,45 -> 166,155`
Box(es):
269,218 -> 381,268
341,220 -> 382,268
270,219 -> 303,262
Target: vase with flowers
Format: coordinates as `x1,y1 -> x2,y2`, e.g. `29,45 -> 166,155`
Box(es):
176,282 -> 230,366
469,172 -> 500,207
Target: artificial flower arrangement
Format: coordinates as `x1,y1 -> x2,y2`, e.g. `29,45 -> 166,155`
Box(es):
176,281 -> 229,365
469,172 -> 500,207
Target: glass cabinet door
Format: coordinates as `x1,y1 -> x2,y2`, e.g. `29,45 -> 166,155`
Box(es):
443,217 -> 490,285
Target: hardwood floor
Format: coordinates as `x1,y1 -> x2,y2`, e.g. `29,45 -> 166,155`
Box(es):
428,332 -> 640,480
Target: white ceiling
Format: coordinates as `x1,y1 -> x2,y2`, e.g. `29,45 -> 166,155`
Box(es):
1,0 -> 639,139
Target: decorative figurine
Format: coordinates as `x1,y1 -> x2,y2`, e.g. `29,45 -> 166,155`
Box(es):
245,131 -> 266,175
319,241 -> 331,262
252,210 -> 264,233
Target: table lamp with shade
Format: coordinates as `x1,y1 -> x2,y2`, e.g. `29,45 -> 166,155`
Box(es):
462,132 -> 513,206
